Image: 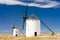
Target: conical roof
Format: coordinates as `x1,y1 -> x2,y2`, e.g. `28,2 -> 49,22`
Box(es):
27,14 -> 39,20
12,26 -> 19,29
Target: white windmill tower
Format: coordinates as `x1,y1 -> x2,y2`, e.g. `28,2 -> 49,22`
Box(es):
26,14 -> 41,37
12,26 -> 20,37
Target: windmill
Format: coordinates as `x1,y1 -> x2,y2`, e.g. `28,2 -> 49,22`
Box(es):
12,25 -> 20,37
22,1 -> 55,36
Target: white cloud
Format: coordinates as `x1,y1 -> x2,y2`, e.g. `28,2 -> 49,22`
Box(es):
35,0 -> 50,2
0,0 -> 27,5
27,1 -> 60,8
0,0 -> 60,8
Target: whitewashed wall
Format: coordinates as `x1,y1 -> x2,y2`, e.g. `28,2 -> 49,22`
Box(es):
26,19 -> 40,37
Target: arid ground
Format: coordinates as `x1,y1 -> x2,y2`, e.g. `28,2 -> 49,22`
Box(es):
0,34 -> 60,40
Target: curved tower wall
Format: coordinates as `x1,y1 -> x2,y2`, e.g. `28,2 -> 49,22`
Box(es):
13,28 -> 19,37
26,19 -> 40,37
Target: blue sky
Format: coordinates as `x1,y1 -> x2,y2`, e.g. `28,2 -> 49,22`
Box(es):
0,0 -> 60,34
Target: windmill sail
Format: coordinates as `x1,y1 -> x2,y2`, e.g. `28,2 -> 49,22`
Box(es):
22,4 -> 28,30
40,20 -> 55,35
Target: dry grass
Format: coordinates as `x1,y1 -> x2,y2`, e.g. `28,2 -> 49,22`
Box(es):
0,34 -> 60,40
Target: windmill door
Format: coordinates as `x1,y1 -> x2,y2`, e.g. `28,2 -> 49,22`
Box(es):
34,32 -> 37,36
16,34 -> 17,37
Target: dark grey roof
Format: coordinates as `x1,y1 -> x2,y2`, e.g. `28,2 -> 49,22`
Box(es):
13,27 -> 15,29
27,14 -> 39,20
